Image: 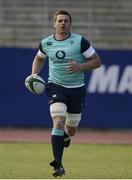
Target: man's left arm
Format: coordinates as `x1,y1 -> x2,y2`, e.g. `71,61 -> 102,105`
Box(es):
79,51 -> 101,71
67,37 -> 101,73
67,52 -> 101,72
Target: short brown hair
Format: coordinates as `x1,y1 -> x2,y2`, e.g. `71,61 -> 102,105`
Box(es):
54,10 -> 72,23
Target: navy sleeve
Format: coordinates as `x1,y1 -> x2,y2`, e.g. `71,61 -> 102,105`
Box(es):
81,37 -> 91,53
39,42 -> 46,54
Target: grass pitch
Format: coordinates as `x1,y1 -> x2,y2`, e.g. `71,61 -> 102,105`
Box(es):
0,143 -> 132,179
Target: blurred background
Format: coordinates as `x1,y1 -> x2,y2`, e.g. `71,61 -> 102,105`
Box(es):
0,0 -> 132,129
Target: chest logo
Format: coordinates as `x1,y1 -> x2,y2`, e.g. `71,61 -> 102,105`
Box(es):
56,50 -> 66,59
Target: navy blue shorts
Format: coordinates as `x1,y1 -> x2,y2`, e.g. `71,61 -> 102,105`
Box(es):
46,83 -> 86,113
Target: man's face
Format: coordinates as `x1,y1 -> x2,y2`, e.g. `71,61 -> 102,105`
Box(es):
54,14 -> 71,35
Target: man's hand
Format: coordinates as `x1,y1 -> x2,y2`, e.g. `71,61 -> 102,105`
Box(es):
66,61 -> 82,72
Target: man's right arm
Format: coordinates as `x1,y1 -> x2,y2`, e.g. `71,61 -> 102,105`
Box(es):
32,50 -> 47,75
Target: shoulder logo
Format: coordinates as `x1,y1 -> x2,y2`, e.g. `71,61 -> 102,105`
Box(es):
70,41 -> 74,45
47,42 -> 53,45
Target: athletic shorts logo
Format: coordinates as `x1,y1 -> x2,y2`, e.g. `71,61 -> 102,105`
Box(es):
56,50 -> 66,59
53,94 -> 57,98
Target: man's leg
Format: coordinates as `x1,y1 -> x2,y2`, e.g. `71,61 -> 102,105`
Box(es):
51,117 -> 65,167
64,131 -> 71,148
50,102 -> 67,177
65,113 -> 81,146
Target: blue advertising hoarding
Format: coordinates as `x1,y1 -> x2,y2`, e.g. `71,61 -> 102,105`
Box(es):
0,48 -> 132,128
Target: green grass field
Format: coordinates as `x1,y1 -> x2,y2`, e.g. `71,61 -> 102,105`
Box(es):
0,143 -> 132,179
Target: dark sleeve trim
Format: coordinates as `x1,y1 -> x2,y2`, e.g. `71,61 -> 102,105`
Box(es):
81,37 -> 91,53
39,42 -> 46,54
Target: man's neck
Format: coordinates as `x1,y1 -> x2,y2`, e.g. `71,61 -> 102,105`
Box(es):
54,32 -> 71,40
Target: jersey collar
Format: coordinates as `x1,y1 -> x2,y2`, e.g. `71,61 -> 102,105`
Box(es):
53,33 -> 71,41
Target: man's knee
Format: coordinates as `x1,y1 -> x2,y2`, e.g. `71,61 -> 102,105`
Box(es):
50,102 -> 67,130
65,113 -> 81,136
51,115 -> 65,130
65,126 -> 76,136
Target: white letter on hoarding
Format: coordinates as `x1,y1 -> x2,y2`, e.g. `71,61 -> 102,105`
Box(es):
118,66 -> 132,93
88,65 -> 120,93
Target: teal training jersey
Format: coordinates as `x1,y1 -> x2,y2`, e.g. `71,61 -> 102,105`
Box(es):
39,32 -> 89,87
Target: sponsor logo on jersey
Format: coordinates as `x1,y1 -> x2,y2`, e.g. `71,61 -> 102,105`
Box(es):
56,50 -> 66,59
87,65 -> 132,94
